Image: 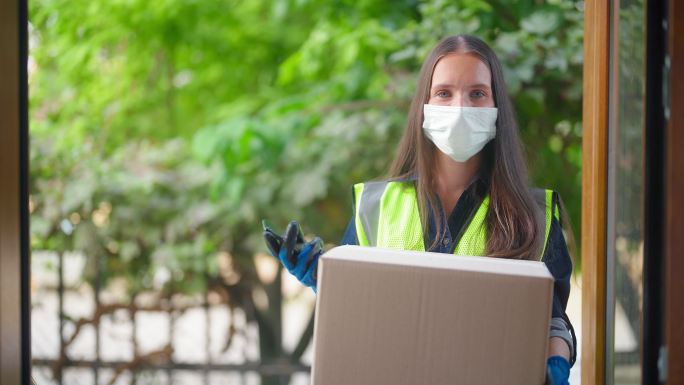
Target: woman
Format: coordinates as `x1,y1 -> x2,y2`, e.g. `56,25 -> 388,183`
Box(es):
264,35 -> 575,385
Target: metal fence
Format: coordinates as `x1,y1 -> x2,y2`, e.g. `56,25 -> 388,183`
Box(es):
31,251 -> 315,385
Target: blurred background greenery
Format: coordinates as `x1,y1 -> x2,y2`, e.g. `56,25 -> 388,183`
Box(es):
29,0 -> 584,383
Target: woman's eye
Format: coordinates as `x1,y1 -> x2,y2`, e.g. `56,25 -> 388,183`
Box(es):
436,90 -> 451,98
470,90 -> 487,99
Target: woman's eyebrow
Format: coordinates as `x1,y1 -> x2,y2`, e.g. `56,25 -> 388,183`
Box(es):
430,82 -> 491,89
468,83 -> 492,89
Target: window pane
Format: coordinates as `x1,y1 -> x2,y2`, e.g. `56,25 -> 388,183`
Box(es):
608,0 -> 645,383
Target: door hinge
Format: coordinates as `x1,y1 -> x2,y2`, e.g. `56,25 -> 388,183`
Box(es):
663,17 -> 671,122
658,345 -> 668,382
663,55 -> 671,121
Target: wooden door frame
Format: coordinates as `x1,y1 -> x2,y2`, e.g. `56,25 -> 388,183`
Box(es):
665,1 -> 684,382
584,0 -> 684,383
581,1 -> 610,384
0,0 -> 30,383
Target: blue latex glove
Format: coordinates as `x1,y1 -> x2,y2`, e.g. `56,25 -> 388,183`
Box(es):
546,356 -> 570,385
263,220 -> 323,291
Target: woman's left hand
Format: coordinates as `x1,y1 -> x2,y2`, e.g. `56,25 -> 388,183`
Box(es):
545,355 -> 570,385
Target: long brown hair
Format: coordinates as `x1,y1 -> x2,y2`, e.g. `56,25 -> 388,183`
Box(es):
388,35 -> 544,260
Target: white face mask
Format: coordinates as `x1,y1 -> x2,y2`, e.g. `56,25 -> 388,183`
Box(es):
422,104 -> 498,162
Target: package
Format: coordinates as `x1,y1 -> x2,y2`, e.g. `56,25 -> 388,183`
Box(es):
311,245 -> 553,385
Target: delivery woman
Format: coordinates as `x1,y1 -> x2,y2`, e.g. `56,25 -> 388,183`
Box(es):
263,35 -> 575,385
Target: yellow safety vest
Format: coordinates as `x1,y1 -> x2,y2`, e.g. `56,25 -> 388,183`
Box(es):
353,180 -> 560,260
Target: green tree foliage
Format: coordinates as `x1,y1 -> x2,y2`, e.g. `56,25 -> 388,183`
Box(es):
30,0 -> 584,378
192,0 -> 584,247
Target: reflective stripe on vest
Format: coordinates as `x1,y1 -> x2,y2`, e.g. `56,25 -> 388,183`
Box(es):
353,180 -> 558,261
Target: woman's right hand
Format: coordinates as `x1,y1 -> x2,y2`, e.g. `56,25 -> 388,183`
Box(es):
263,220 -> 323,290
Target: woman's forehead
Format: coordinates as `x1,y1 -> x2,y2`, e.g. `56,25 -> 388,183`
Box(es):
431,53 -> 491,87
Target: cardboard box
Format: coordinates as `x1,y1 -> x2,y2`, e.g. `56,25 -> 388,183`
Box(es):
311,245 -> 553,385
